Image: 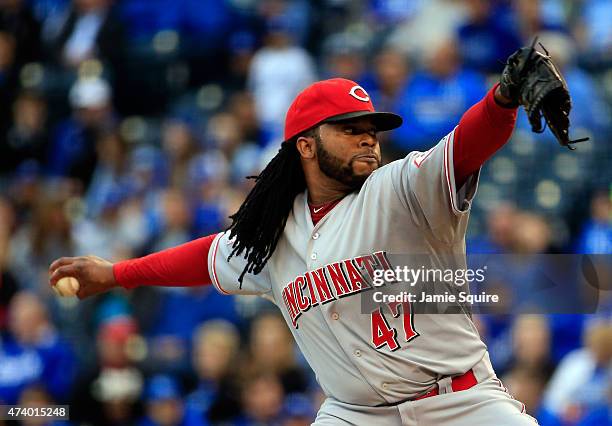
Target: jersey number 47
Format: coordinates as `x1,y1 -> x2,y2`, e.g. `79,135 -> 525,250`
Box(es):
371,301 -> 419,351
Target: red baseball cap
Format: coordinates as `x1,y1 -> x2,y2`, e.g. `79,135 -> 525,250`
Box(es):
284,78 -> 403,142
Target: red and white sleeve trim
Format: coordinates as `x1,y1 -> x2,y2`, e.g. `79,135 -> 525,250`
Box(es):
443,128 -> 463,215
208,232 -> 230,295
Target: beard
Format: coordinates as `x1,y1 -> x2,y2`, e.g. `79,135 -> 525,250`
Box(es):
315,134 -> 382,191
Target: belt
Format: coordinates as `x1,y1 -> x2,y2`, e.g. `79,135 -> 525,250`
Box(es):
414,369 -> 478,401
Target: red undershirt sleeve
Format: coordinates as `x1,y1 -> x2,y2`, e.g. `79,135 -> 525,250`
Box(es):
113,234 -> 217,289
453,84 -> 518,188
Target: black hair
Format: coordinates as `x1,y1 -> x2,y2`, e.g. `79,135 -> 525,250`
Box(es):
226,128 -> 318,285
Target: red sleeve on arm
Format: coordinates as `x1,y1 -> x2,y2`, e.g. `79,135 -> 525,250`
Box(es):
113,234 -> 218,289
454,84 -> 518,188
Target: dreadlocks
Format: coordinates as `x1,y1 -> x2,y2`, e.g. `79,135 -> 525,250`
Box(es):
226,129 -> 318,285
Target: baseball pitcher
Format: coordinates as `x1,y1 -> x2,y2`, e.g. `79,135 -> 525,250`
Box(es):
50,44 -> 580,425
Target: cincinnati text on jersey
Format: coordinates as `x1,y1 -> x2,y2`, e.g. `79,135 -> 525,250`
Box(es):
281,251 -> 394,328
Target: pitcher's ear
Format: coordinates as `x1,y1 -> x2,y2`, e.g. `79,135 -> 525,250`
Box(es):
296,135 -> 316,159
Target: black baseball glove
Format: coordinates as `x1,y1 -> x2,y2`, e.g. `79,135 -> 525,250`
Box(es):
500,39 -> 589,150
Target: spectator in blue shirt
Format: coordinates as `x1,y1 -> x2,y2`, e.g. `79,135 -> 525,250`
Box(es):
233,372 -> 284,426
280,392 -> 316,426
456,0 -> 522,73
185,321 -> 241,424
512,0 -> 569,43
85,130 -> 129,219
362,48 -> 411,119
576,191 -> 612,254
320,32 -> 368,83
185,151 -> 230,237
539,320 -> 612,425
142,286 -> 240,375
394,37 -> 486,152
47,77 -> 116,188
139,374 -> 206,426
573,0 -> 612,70
0,291 -> 75,404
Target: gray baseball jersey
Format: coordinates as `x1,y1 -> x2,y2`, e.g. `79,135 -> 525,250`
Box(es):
209,128 -> 490,407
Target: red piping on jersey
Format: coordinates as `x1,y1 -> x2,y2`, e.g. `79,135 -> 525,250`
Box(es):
210,234 -> 230,295
413,146 -> 435,168
443,131 -> 461,214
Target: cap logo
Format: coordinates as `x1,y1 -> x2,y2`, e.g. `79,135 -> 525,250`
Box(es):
349,85 -> 370,102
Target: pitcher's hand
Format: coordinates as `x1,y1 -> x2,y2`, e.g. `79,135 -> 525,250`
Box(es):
49,255 -> 118,299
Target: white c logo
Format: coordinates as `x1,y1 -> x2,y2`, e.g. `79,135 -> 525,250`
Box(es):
349,85 -> 370,102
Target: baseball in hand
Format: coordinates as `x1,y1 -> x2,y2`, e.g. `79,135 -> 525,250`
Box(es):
53,277 -> 80,297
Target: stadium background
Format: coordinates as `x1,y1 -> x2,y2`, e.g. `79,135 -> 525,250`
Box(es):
0,0 -> 610,425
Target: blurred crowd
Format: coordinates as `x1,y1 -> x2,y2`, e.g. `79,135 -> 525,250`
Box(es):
0,0 -> 611,425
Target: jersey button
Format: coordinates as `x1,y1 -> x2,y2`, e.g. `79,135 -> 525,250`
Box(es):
354,349 -> 361,357
313,232 -> 320,240
310,252 -> 317,260
382,383 -> 389,390
331,312 -> 339,320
